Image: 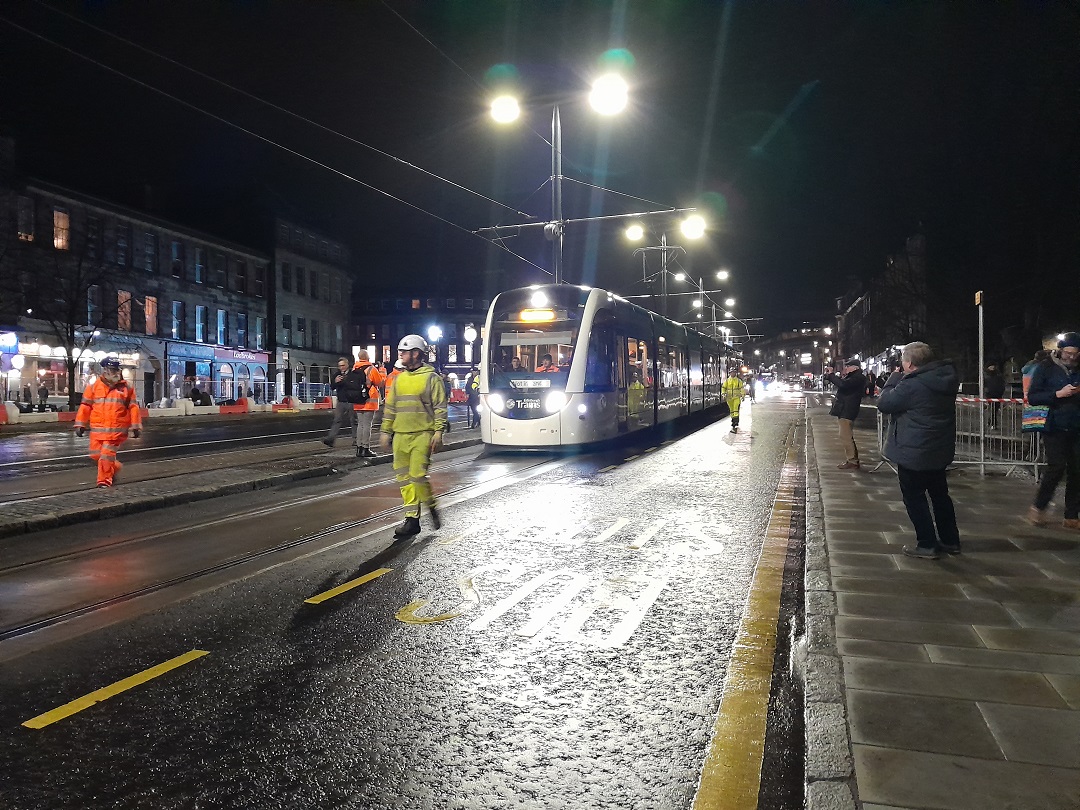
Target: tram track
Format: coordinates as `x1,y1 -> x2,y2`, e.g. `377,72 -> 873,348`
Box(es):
0,454 -> 562,642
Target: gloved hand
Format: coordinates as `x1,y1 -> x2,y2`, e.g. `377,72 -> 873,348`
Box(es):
131,428 -> 141,439
76,427 -> 85,437
430,430 -> 444,453
379,432 -> 392,453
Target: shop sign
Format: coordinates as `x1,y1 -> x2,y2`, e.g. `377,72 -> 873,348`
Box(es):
215,348 -> 267,363
167,342 -> 215,361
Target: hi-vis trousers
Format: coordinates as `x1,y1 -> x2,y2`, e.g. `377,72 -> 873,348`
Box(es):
89,436 -> 124,486
392,431 -> 436,518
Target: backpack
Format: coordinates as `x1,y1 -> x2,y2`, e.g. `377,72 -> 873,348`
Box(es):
353,367 -> 370,404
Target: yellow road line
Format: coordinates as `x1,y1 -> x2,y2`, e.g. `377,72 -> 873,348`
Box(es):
598,465 -> 618,473
22,649 -> 209,730
304,567 -> 393,605
693,447 -> 799,810
624,454 -> 641,461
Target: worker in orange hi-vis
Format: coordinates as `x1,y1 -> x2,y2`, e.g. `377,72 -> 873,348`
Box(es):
74,357 -> 143,488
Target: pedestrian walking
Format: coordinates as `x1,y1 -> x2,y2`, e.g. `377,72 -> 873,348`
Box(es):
323,356 -> 360,447
1026,333 -> 1080,529
722,368 -> 747,433
73,357 -> 142,488
380,335 -> 448,538
352,350 -> 385,458
984,363 -> 1006,429
824,358 -> 867,469
465,366 -> 480,428
877,342 -> 961,560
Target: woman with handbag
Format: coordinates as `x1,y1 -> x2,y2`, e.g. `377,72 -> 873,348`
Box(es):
1027,334 -> 1080,529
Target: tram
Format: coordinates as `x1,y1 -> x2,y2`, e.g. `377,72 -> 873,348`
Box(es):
479,284 -> 738,448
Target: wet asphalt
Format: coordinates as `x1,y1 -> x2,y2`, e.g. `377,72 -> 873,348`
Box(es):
0,395 -> 806,809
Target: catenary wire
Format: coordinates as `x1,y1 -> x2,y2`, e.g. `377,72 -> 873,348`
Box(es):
0,14 -> 551,275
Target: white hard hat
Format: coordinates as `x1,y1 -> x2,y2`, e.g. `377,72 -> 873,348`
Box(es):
398,334 -> 428,352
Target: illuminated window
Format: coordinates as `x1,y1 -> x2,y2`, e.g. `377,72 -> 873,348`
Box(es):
53,208 -> 70,250
117,290 -> 132,331
255,316 -> 265,350
171,300 -> 185,340
216,309 -> 228,345
412,299 -> 421,310
195,305 -> 208,342
144,295 -> 158,335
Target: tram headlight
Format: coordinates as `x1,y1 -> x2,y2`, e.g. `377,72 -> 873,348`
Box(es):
486,393 -> 505,413
544,391 -> 568,413
577,403 -> 587,414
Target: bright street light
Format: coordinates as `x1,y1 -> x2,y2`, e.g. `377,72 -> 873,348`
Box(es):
673,272 -> 686,281
692,299 -> 702,308
588,73 -> 629,115
427,325 -> 443,343
680,215 -> 706,240
724,298 -> 735,307
625,223 -> 644,241
716,268 -> 729,280
490,95 -> 520,124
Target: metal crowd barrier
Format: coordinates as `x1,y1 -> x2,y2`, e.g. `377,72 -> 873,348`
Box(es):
876,397 -> 1043,477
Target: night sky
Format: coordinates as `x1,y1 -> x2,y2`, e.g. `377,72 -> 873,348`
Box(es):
1,1 -> 1076,337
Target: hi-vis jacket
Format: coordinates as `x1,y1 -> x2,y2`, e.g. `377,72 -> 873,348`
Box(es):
722,376 -> 746,402
381,364 -> 447,435
75,378 -> 142,440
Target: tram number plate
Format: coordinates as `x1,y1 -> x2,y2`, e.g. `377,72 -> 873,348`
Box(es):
506,397 -> 541,410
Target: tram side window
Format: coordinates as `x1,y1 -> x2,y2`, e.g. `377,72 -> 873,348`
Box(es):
584,326 -> 614,391
626,337 -> 651,389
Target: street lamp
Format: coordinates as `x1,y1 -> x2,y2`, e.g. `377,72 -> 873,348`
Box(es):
427,325 -> 442,366
625,223 -> 707,318
491,73 -> 629,285
464,324 -> 478,364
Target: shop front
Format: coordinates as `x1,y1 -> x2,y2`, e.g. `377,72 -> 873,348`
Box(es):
214,348 -> 269,403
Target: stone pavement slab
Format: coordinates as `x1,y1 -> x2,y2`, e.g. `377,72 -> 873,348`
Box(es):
804,409 -> 1080,810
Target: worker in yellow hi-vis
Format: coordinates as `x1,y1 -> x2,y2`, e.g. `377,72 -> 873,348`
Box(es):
380,334 -> 448,538
721,367 -> 748,434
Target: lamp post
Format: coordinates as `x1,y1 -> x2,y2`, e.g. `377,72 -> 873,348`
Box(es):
464,324 -> 478,365
625,220 -> 710,318
491,73 -> 629,285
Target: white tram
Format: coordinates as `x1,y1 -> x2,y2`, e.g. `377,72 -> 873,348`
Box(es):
479,284 -> 737,448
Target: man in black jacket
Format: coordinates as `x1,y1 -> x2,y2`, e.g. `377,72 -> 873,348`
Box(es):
878,342 -> 961,560
324,356 -> 363,447
1026,332 -> 1080,529
824,357 -> 867,470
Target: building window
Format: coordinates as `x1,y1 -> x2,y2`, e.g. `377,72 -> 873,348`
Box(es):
194,247 -> 206,284
237,312 -> 248,348
233,260 -> 247,294
170,241 -> 184,278
395,299 -> 406,311
380,324 -> 390,340
171,300 -> 185,340
332,277 -> 341,305
426,298 -> 437,310
321,271 -> 329,302
464,298 -> 474,310
293,228 -> 303,247
277,222 -> 290,244
86,216 -> 102,260
17,196 -> 34,241
310,319 -> 320,351
143,231 -> 157,271
296,316 -> 306,349
280,262 -> 292,292
115,223 -> 131,266
216,309 -> 229,345
117,290 -> 132,331
295,265 -> 305,296
309,269 -> 319,299
411,299 -> 421,310
145,295 -> 158,335
448,344 -> 458,363
282,314 -> 292,346
332,245 -> 341,261
319,240 -> 328,258
88,285 -> 101,325
255,316 -> 265,350
445,298 -> 456,309
335,323 -> 343,352
195,305 -> 208,342
254,265 -> 265,298
212,254 -> 227,288
53,208 -> 70,250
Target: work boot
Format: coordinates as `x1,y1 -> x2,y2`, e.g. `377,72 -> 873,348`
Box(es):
428,503 -> 442,530
322,438 -> 333,448
837,461 -> 860,470
393,516 -> 421,539
902,544 -> 940,560
1026,506 -> 1048,527
1063,518 -> 1080,531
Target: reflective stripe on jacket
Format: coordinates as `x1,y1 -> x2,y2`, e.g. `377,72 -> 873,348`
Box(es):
75,379 -> 142,438
381,364 -> 447,434
721,377 -> 745,401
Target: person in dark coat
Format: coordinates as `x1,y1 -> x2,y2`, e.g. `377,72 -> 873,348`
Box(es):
878,341 -> 961,560
823,357 -> 867,469
1026,332 -> 1080,530
324,355 -> 367,447
983,363 -> 1007,429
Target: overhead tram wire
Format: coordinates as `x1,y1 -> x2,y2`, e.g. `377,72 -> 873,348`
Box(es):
28,0 -> 536,223
0,14 -> 550,275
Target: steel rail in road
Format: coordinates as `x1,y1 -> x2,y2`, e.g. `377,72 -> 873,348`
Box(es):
0,453 -> 565,643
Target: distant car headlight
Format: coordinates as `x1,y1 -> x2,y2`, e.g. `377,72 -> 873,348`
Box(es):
486,393 -> 505,413
545,391 -> 568,413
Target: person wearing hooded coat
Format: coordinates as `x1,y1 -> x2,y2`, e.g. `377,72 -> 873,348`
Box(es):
877,341 -> 961,560
1026,332 -> 1080,529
